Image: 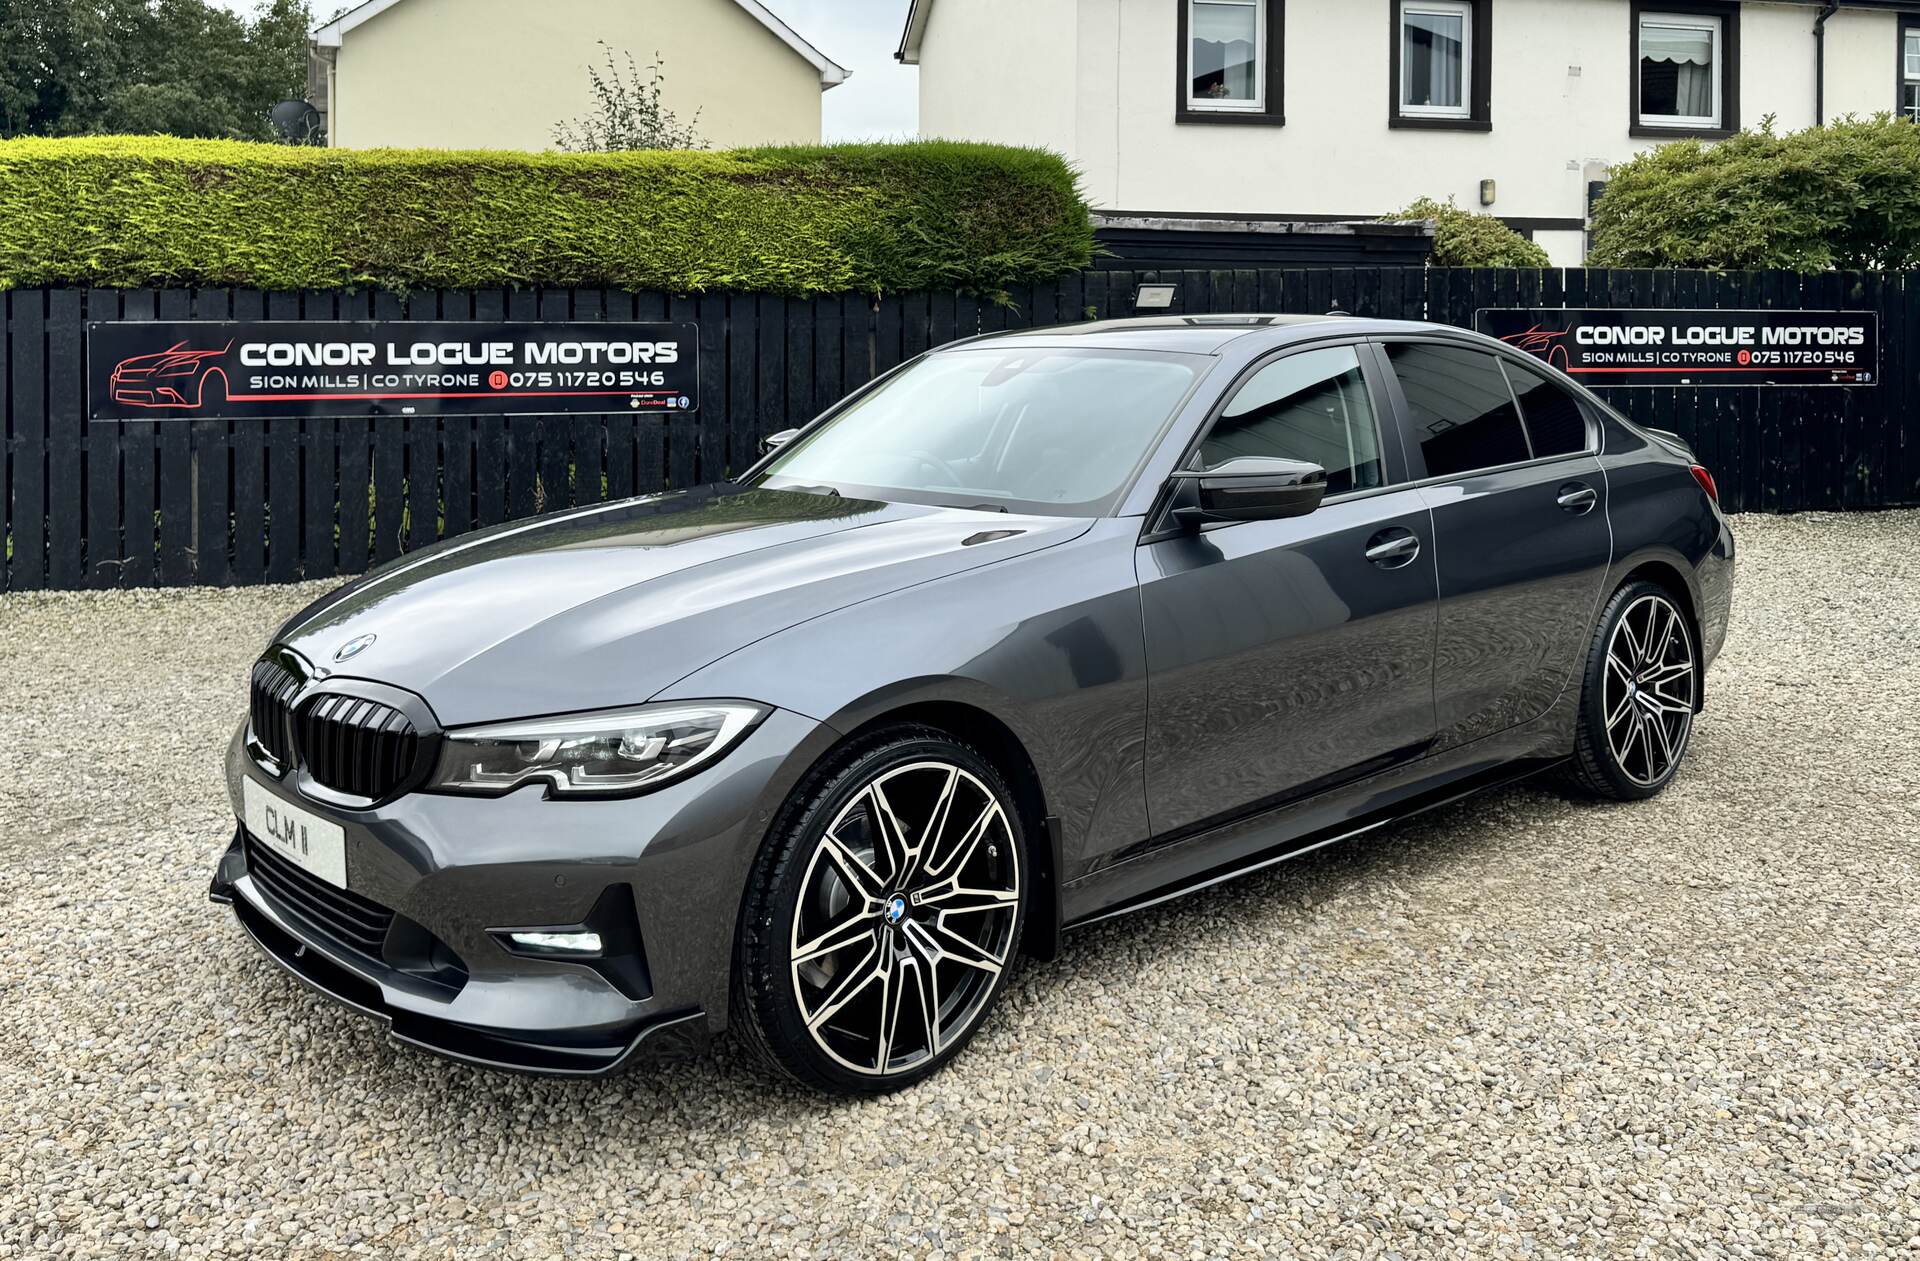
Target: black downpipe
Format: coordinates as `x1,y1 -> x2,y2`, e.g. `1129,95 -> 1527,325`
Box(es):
1814,1 -> 1840,125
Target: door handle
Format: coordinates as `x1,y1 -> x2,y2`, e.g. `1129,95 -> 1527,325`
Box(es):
1557,483 -> 1599,514
1365,530 -> 1421,569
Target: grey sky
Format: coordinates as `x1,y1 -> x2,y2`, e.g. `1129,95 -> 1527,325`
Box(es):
210,0 -> 919,142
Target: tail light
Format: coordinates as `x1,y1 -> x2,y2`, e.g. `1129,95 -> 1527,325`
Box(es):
1689,465 -> 1719,505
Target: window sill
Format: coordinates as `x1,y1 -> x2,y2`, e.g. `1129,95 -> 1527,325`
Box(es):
1176,108 -> 1287,127
1390,115 -> 1492,132
1630,122 -> 1735,140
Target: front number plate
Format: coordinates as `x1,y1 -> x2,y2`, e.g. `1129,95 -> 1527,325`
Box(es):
242,778 -> 348,890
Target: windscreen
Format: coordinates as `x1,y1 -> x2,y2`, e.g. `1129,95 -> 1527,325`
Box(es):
752,347 -> 1205,516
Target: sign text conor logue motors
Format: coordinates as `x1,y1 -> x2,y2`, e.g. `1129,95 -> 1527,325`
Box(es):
88,322 -> 701,420
1476,308 -> 1878,387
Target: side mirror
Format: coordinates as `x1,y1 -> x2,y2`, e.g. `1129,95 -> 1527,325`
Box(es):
1169,456 -> 1327,529
761,428 -> 801,455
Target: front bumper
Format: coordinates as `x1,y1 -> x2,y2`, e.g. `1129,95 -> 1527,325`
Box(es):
211,706 -> 835,1076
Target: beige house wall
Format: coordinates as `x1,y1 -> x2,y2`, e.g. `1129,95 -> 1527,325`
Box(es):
328,0 -> 826,150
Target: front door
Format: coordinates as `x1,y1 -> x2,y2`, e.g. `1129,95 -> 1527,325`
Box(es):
1137,343 -> 1440,843
1377,341 -> 1613,749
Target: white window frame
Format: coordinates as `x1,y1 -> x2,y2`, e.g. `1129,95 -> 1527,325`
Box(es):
1637,12 -> 1723,131
1399,0 -> 1474,120
1904,30 -> 1920,123
1187,0 -> 1267,114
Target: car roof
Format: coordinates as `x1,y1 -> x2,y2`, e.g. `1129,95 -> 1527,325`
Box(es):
946,313 -> 1479,355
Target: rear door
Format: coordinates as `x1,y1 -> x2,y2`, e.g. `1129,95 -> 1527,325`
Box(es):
1376,339 -> 1612,750
1136,341 -> 1439,842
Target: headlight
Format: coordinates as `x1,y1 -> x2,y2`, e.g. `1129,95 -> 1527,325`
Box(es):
429,701 -> 768,798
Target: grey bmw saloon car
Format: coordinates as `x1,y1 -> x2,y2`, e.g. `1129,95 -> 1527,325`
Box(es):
211,314 -> 1733,1094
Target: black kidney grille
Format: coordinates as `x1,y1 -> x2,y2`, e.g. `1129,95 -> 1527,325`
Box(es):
249,658 -> 300,767
296,693 -> 422,800
242,830 -> 395,958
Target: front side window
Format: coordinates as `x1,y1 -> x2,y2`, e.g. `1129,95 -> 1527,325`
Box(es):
1385,343 -> 1531,479
754,347 -> 1205,516
1903,23 -> 1920,122
1200,346 -> 1384,495
1638,11 -> 1723,129
1400,1 -> 1471,118
1179,0 -> 1282,122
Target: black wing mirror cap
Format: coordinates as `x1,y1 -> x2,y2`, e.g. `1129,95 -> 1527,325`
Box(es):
761,428 -> 802,455
1169,457 -> 1328,528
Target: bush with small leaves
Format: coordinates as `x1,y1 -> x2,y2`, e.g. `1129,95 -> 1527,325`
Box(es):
1384,197 -> 1551,268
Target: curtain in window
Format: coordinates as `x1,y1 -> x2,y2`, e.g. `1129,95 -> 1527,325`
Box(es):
1404,10 -> 1465,109
1642,23 -> 1713,117
1192,1 -> 1258,102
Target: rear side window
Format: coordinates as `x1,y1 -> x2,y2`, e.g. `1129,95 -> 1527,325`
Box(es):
1199,346 -> 1384,494
1505,362 -> 1591,458
1385,342 -> 1530,478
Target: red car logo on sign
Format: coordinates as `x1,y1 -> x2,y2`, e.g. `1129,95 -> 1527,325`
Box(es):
1499,325 -> 1571,372
108,341 -> 234,410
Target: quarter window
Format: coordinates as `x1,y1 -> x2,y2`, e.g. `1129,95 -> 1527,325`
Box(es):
1504,363 -> 1591,459
1400,1 -> 1472,119
1385,343 -> 1531,478
1638,10 -> 1724,130
1201,347 -> 1384,495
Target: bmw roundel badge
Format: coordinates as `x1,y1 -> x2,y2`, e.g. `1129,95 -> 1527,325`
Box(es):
334,633 -> 377,663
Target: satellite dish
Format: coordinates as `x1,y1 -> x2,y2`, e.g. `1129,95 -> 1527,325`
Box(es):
270,100 -> 324,145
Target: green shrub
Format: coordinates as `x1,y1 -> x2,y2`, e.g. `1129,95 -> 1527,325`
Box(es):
1384,197 -> 1550,268
1589,116 -> 1920,270
0,136 -> 1094,294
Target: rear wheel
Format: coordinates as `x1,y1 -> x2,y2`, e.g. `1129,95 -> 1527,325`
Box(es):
732,727 -> 1026,1094
1567,580 -> 1699,799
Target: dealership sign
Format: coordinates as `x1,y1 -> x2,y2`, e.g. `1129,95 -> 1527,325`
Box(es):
88,322 -> 699,420
1476,308 -> 1878,387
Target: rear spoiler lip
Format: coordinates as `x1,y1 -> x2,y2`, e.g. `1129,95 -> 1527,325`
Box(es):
1641,425 -> 1696,462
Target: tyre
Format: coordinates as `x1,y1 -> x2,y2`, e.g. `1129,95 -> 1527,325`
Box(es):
1567,580 -> 1700,800
732,726 -> 1027,1094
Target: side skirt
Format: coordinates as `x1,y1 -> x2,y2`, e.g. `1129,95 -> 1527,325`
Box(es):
1065,756 -> 1564,931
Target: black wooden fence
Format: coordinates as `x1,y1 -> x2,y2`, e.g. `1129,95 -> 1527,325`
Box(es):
2,267 -> 1913,592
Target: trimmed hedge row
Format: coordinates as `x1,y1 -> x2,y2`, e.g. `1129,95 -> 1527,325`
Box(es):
0,137 -> 1095,294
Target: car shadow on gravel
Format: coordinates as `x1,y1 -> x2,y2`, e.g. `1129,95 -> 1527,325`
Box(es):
230,774 -> 1576,1132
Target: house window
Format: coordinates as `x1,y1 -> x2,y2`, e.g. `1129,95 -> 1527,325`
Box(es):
1190,0 -> 1262,108
1903,21 -> 1920,122
1632,3 -> 1738,137
1176,0 -> 1284,125
1401,2 -> 1471,118
1390,0 -> 1490,130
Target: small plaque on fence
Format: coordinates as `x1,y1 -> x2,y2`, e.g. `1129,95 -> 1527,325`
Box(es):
87,321 -> 700,420
1476,308 -> 1878,387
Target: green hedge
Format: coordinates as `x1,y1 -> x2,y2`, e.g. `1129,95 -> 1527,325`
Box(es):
0,137 -> 1094,294
1590,116 -> 1920,271
1382,197 -> 1549,268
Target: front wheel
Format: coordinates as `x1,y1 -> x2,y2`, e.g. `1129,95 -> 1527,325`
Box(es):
732,727 -> 1027,1094
1567,580 -> 1699,800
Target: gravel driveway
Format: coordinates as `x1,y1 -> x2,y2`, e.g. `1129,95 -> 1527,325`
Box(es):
3,510 -> 1917,1260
